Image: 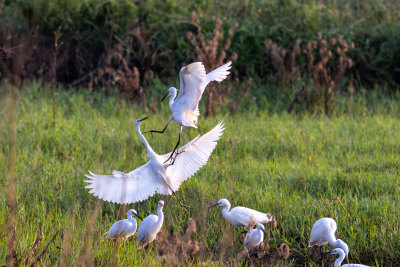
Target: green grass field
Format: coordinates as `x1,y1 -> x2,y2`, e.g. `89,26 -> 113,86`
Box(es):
1,83 -> 400,266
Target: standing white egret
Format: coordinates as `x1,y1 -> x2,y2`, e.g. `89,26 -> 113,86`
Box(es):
208,199 -> 274,227
136,200 -> 164,247
323,248 -> 369,267
145,61 -> 232,163
104,209 -> 143,240
308,218 -> 349,259
85,118 -> 224,204
244,224 -> 268,252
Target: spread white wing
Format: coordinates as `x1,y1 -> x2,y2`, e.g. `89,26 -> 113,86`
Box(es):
162,121 -> 224,190
175,62 -> 231,111
84,162 -> 161,204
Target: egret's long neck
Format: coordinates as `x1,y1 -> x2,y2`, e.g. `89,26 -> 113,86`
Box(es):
334,251 -> 345,267
136,124 -> 157,158
169,89 -> 177,110
156,207 -> 164,228
221,203 -> 231,222
127,214 -> 136,225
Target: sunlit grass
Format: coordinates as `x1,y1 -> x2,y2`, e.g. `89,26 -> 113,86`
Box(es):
1,83 -> 399,265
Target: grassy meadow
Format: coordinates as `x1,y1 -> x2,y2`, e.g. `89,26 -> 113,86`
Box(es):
1,83 -> 400,266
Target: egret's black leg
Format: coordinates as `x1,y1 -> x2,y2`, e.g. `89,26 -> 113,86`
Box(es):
144,120 -> 171,135
320,246 -> 323,258
164,126 -> 182,164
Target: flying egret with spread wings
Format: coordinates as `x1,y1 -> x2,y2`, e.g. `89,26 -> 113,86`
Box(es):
136,200 -> 165,247
309,218 -> 349,259
145,61 -> 232,163
208,199 -> 274,228
104,209 -> 143,240
85,118 -> 224,204
323,248 -> 369,267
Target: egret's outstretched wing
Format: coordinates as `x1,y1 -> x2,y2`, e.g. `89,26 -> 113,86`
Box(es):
202,61 -> 232,91
162,121 -> 224,190
175,62 -> 231,111
175,62 -> 206,110
85,162 -> 160,204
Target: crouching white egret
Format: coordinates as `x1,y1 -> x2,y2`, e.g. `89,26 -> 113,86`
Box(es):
244,224 -> 268,252
309,218 -> 349,259
323,248 -> 369,267
208,198 -> 274,227
85,118 -> 224,204
136,200 -> 164,247
145,61 -> 232,163
104,209 -> 143,240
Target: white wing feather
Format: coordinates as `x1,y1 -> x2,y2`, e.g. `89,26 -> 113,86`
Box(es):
175,62 -> 231,111
232,207 -> 274,227
162,121 -> 224,191
84,162 -> 161,204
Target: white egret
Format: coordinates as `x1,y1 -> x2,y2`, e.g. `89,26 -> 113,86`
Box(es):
244,224 -> 268,252
323,248 -> 369,267
145,61 -> 232,163
136,200 -> 164,247
309,218 -> 349,259
104,209 -> 143,240
208,199 -> 274,227
85,118 -> 224,204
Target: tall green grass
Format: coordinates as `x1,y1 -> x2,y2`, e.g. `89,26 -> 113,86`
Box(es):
1,83 -> 400,265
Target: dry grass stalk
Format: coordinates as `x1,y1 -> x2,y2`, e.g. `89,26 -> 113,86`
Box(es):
29,231 -> 60,267
52,28 -> 62,130
265,34 -> 354,114
155,219 -> 200,266
23,230 -> 44,266
186,12 -> 238,116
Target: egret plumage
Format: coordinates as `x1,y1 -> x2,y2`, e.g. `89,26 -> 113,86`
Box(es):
136,200 -> 164,247
244,224 -> 268,252
208,198 -> 274,227
104,209 -> 142,240
324,248 -> 369,267
309,218 -> 349,258
145,61 -> 231,163
85,118 -> 224,204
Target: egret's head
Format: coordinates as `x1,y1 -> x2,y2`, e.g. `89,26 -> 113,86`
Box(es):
257,224 -> 267,233
161,87 -> 176,101
135,116 -> 148,127
158,200 -> 165,208
208,198 -> 229,209
336,239 -> 349,256
127,209 -> 143,220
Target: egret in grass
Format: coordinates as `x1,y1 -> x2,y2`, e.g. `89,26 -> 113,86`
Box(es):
104,209 -> 143,240
244,224 -> 268,252
208,199 -> 274,227
145,61 -> 232,163
85,118 -> 224,204
308,218 -> 349,260
323,248 -> 369,267
136,200 -> 164,247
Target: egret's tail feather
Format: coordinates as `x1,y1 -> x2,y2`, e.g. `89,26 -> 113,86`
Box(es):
182,109 -> 199,127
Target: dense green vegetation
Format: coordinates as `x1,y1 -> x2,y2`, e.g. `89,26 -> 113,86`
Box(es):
1,0 -> 400,90
1,84 -> 400,265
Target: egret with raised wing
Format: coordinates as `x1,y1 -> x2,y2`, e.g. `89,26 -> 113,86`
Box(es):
324,248 -> 369,267
104,209 -> 142,240
136,200 -> 164,247
208,198 -> 274,227
85,118 -> 224,204
309,218 -> 349,259
244,224 -> 268,252
145,61 -> 231,163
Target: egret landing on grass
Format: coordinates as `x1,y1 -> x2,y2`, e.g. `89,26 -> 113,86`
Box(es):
136,200 -> 164,247
145,61 -> 232,164
104,209 -> 143,240
324,248 -> 369,267
208,199 -> 274,227
85,118 -> 224,205
244,224 -> 268,252
308,218 -> 349,260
